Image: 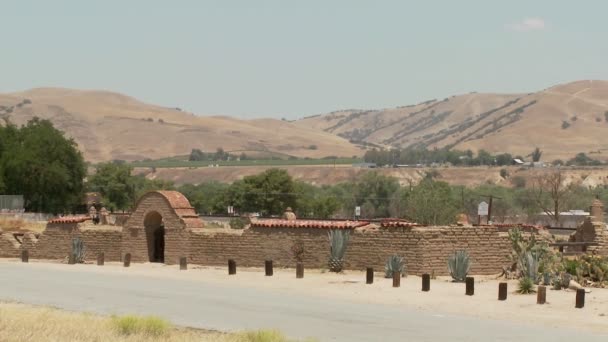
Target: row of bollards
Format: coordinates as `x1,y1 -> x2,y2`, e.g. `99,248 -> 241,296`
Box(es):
19,250 -> 588,308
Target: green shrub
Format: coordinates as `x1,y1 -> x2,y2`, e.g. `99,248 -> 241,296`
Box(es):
511,176 -> 526,188
499,168 -> 509,179
229,217 -> 248,229
517,277 -> 536,294
239,329 -> 294,342
111,315 -> 170,336
448,250 -> 471,282
562,121 -> 570,129
385,255 -> 405,278
563,259 -> 580,276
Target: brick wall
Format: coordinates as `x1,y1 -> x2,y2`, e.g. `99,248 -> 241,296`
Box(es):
0,233 -> 20,258
122,192 -> 189,263
17,223 -> 123,262
186,225 -> 533,276
2,222 -> 550,275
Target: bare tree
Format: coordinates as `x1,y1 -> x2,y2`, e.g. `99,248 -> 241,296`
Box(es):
531,170 -> 573,226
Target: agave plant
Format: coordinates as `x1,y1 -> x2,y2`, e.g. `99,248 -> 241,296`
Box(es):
519,251 -> 540,283
71,237 -> 86,264
385,255 -> 405,278
448,250 -> 471,282
517,277 -> 536,294
328,229 -> 350,272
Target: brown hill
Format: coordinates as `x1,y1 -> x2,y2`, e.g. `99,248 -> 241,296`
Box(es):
0,88 -> 363,162
295,80 -> 608,162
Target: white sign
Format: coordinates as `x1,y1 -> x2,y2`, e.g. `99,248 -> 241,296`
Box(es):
478,201 -> 489,216
355,206 -> 361,217
227,206 -> 234,214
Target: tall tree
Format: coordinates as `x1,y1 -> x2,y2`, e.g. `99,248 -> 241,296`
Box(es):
0,118 -> 86,213
404,179 -> 458,225
531,170 -> 573,226
87,163 -> 137,211
353,171 -> 400,218
235,168 -> 297,216
531,147 -> 543,162
87,162 -> 173,211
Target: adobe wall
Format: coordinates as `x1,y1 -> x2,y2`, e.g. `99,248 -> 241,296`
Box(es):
0,233 -> 21,258
122,191 -> 201,263
19,223 -> 123,262
187,226 -> 523,276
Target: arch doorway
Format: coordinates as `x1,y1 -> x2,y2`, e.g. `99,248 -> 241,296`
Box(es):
144,211 -> 165,263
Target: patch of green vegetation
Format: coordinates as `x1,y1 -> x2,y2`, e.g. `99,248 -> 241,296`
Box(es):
111,315 -> 170,337
129,157 -> 362,168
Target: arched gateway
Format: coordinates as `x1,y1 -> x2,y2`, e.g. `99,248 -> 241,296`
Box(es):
122,191 -> 203,264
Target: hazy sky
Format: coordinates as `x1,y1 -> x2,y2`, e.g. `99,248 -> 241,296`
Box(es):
1,0 -> 607,119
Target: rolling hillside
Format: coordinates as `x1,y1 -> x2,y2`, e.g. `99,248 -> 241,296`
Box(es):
295,80 -> 608,162
0,88 -> 363,162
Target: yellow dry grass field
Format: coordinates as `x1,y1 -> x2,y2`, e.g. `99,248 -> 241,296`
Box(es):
0,302 -> 312,342
137,164 -> 608,188
0,217 -> 45,233
296,80 -> 608,162
0,88 -> 362,162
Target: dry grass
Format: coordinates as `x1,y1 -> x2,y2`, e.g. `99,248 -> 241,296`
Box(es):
0,302 -> 312,342
0,218 -> 46,233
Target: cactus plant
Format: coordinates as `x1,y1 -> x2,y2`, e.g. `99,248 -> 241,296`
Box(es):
385,255 -> 405,278
519,251 -> 540,283
71,237 -> 86,263
448,250 -> 471,282
328,229 -> 350,272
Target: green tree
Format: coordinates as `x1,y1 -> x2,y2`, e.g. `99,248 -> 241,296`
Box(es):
0,118 -> 86,213
87,162 -> 173,211
87,163 -> 137,211
353,172 -> 400,218
188,148 -> 206,161
230,168 -> 297,216
404,179 -> 458,225
531,147 -> 542,162
294,182 -> 340,219
178,181 -> 229,214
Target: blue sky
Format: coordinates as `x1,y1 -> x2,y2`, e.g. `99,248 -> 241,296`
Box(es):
1,0 -> 606,118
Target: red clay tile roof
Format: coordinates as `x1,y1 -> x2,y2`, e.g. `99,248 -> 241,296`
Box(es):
251,219 -> 369,229
156,191 -> 194,209
48,216 -> 91,224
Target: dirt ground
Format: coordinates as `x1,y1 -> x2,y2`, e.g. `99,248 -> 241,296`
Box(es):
4,259 -> 607,334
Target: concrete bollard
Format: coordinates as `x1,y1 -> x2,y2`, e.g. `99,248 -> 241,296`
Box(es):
296,262 -> 304,279
265,260 -> 273,276
575,288 -> 585,308
498,282 -> 507,301
97,252 -> 104,266
393,271 -> 401,288
179,257 -> 187,270
366,267 -> 374,284
21,250 -> 29,263
422,274 -> 430,292
465,277 -> 474,296
228,259 -> 236,275
123,253 -> 131,267
537,285 -> 546,304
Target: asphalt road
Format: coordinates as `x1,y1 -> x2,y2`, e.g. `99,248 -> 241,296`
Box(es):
1,262 -> 606,342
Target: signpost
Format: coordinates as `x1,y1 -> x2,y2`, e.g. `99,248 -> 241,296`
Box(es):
478,201 -> 489,225
355,206 -> 361,220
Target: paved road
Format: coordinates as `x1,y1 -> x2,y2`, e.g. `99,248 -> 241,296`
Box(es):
1,262 -> 606,342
